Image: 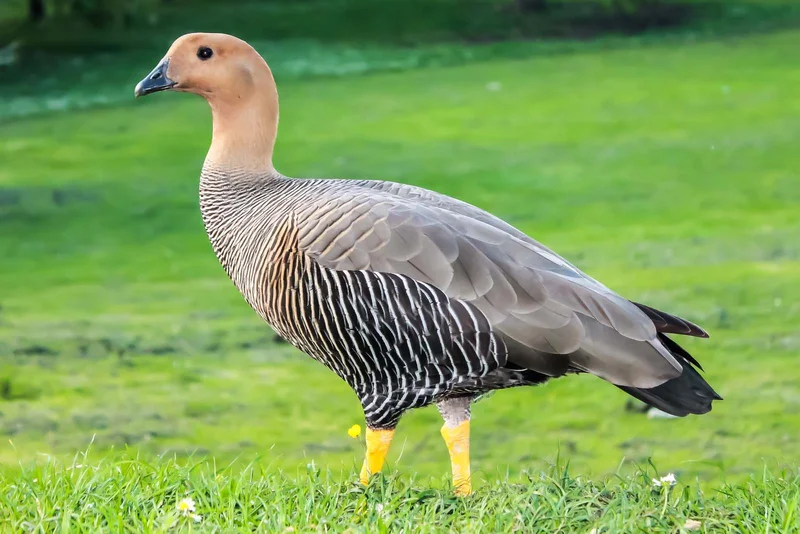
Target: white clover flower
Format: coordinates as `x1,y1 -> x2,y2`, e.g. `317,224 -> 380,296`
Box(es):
652,473 -> 677,487
177,497 -> 196,516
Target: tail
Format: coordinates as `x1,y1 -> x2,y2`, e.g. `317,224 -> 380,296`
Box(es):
617,333 -> 722,416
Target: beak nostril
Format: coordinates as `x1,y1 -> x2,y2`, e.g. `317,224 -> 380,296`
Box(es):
135,59 -> 174,97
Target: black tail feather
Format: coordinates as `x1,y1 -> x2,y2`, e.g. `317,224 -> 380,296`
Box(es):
632,302 -> 709,339
618,334 -> 721,417
659,329 -> 704,370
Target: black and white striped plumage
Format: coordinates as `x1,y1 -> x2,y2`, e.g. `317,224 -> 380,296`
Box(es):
200,167 -> 720,429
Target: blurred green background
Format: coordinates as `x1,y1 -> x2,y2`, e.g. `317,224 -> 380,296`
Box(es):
0,0 -> 798,488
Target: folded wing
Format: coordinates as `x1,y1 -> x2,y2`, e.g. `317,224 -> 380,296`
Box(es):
295,186 -> 682,388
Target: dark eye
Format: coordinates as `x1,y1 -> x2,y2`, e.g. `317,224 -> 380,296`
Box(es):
197,46 -> 213,60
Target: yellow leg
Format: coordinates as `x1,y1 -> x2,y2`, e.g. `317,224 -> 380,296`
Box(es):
441,420 -> 472,496
359,427 -> 395,485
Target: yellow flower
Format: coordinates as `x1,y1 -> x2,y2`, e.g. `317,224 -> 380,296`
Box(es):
177,497 -> 196,516
347,424 -> 362,438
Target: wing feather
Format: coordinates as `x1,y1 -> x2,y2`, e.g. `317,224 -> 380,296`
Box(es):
296,183 -> 693,388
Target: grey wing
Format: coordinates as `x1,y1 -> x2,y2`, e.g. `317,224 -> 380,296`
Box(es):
296,184 -> 682,389
349,179 -> 577,267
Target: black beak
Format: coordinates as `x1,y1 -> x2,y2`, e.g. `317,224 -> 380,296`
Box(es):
134,59 -> 176,97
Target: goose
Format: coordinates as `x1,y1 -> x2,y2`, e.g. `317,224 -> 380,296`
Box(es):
134,33 -> 720,495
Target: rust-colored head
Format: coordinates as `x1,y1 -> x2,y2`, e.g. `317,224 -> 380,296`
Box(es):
135,33 -> 269,100
135,33 -> 279,171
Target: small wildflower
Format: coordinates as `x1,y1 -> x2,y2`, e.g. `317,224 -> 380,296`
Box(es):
652,473 -> 677,487
191,513 -> 202,523
683,519 -> 701,531
375,503 -> 384,513
347,424 -> 362,438
177,497 -> 196,516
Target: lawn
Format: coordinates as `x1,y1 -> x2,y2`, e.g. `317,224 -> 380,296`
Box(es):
0,20 -> 799,532
2,457 -> 798,532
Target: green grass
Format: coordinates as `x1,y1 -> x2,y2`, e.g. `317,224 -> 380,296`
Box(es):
1,23 -> 799,529
2,455 -> 798,532
3,1 -> 800,120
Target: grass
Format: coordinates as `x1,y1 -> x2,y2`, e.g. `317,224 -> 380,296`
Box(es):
3,1 -> 800,120
1,15 -> 799,532
1,455 -> 798,532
